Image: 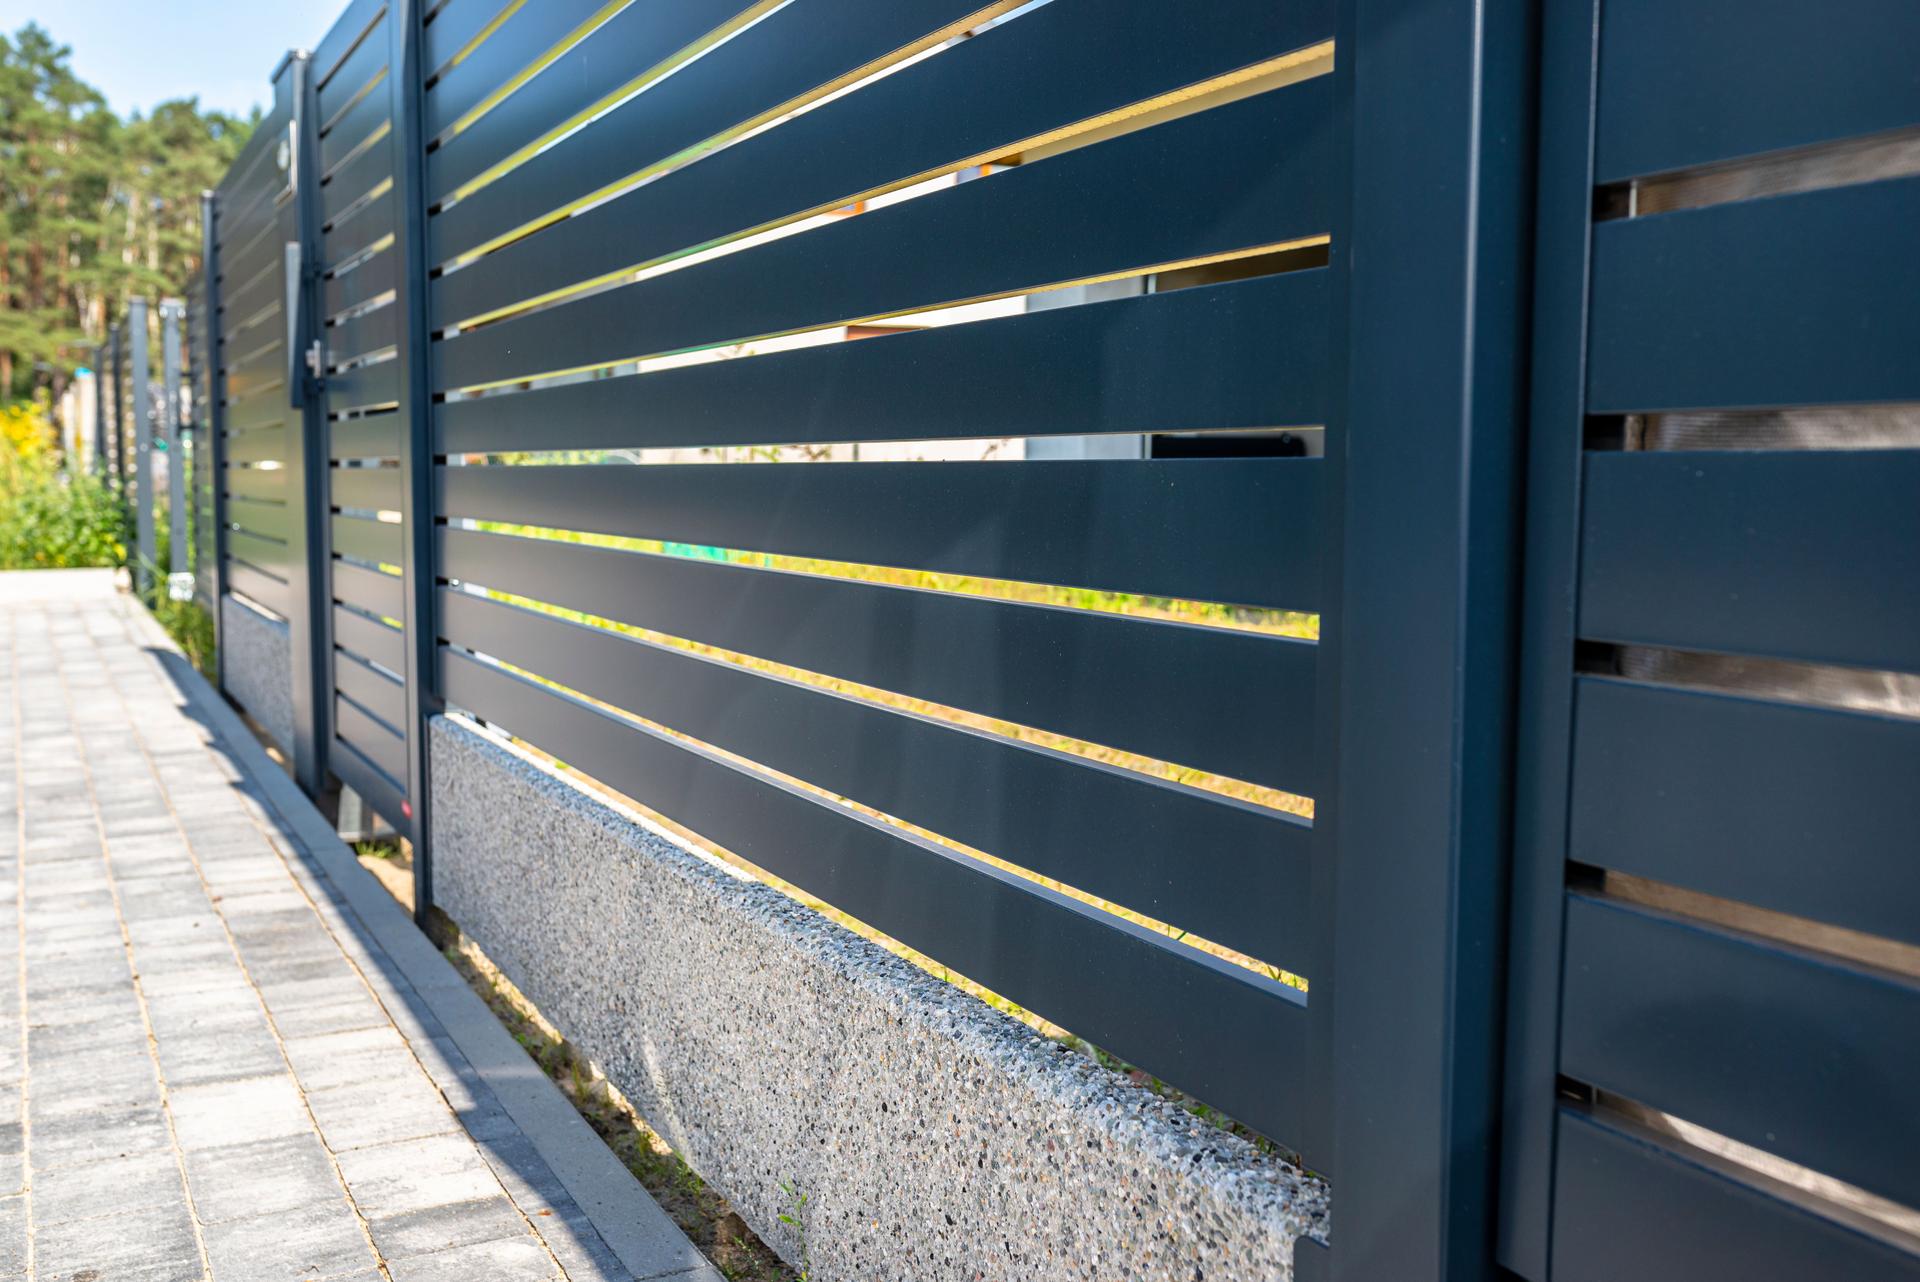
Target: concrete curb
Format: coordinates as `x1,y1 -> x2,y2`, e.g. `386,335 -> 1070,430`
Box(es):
123,594 -> 720,1282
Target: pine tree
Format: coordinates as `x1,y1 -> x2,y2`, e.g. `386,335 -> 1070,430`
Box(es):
0,22 -> 254,402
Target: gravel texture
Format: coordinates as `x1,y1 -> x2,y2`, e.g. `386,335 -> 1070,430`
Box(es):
220,593 -> 294,755
432,713 -> 1330,1282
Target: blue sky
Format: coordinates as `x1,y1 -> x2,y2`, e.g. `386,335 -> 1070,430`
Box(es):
0,0 -> 334,120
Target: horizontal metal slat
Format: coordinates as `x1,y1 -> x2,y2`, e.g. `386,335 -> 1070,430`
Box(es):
323,137 -> 393,226
439,527 -> 1316,793
224,340 -> 287,405
1588,176 -> 1920,412
441,647 -> 1315,1151
336,693 -> 407,782
425,0 -> 608,139
224,426 -> 288,465
441,456 -> 1321,612
1553,1107 -> 1920,1282
226,562 -> 290,615
314,0 -> 387,93
329,734 -> 409,834
437,80 -> 1330,386
436,0 -> 1069,261
335,647 -> 406,730
225,389 -> 290,434
225,495 -> 290,541
329,415 -> 401,460
326,244 -> 398,318
215,115 -> 287,210
1571,676 -> 1920,947
326,301 -> 398,369
438,0 -> 1331,323
329,358 -> 402,413
1595,0 -> 1920,183
323,86 -> 390,177
332,513 -> 403,566
437,271 -> 1330,453
1561,892 -> 1920,1209
428,0 -> 742,203
331,465 -> 402,513
223,465 -> 288,502
325,187 -> 397,273
216,158 -> 291,256
318,7 -> 388,124
424,0 -> 511,77
335,603 -> 405,671
228,529 -> 290,577
220,266 -> 283,337
1580,449 -> 1920,673
332,560 -> 406,620
441,590 -> 1312,968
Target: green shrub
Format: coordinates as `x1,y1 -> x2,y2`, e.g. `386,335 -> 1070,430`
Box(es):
0,400 -> 128,569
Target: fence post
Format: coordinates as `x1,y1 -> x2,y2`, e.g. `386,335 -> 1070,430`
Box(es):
130,298 -> 156,597
201,191 -> 227,686
161,299 -> 188,582
108,325 -> 125,492
91,344 -> 108,477
1323,1 -> 1537,1280
387,0 -> 440,923
282,49 -> 333,799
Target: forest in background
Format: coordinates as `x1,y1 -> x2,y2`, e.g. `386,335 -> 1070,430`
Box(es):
0,22 -> 255,401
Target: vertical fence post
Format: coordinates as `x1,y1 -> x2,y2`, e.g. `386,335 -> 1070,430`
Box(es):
162,299 -> 188,582
1323,1 -> 1538,1280
387,0 -> 439,923
108,325 -> 125,492
91,344 -> 108,478
202,191 -> 228,686
130,298 -> 155,597
281,50 -> 333,798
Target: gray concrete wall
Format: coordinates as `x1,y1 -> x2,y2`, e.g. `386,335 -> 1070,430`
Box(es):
220,593 -> 293,756
431,714 -> 1328,1282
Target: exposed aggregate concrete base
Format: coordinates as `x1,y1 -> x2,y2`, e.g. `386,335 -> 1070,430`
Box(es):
431,714 -> 1330,1282
220,593 -> 294,756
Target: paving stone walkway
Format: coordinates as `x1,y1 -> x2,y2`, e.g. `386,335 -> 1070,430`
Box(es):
0,574 -> 717,1282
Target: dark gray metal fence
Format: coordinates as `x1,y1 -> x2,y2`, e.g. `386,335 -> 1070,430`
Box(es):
188,2 -> 1920,1278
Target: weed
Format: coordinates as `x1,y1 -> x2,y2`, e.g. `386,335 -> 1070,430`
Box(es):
776,1181 -> 811,1282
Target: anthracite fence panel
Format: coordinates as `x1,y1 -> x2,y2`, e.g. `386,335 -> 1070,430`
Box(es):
195,0 -> 1920,1278
1500,1 -> 1920,1279
310,0 -> 418,840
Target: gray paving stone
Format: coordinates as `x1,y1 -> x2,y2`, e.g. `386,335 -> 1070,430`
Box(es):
370,1194 -> 532,1260
32,1149 -> 184,1225
282,1024 -> 414,1093
0,1194 -> 22,1275
536,1209 -> 635,1282
33,1197 -> 203,1281
168,1074 -> 310,1151
156,1019 -> 289,1087
201,1197 -> 377,1281
30,1103 -> 171,1170
28,1050 -> 162,1120
307,1071 -> 461,1152
335,1132 -> 504,1217
385,1232 -> 561,1282
182,1131 -> 346,1225
268,993 -> 393,1040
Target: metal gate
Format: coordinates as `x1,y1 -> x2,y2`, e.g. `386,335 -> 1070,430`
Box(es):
1500,3 -> 1920,1279
301,0 -> 434,854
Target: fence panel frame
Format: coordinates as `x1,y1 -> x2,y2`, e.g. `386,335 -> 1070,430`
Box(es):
1318,2 -> 1537,1280
200,191 -> 228,682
